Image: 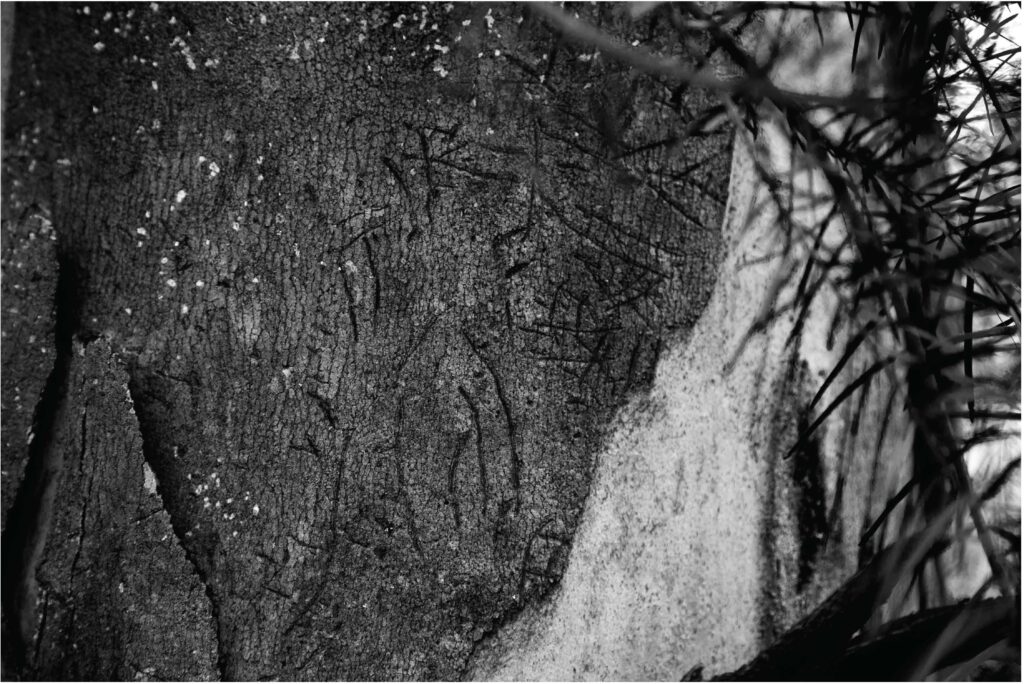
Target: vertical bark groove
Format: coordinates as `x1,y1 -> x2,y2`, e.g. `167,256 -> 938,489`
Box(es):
125,373 -> 230,680
0,251 -> 82,675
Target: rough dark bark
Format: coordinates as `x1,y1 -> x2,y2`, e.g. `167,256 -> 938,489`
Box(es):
1,3 -> 730,679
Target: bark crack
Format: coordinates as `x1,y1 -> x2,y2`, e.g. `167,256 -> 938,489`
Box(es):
125,373 -> 230,681
0,252 -> 83,676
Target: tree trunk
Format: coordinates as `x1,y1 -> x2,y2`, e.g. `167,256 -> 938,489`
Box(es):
1,3 -> 730,679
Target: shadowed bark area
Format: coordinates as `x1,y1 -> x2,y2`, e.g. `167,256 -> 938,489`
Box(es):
30,339 -> 220,681
1,3 -> 730,679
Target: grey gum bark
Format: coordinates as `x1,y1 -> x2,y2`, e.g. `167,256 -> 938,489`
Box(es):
1,3 -> 730,679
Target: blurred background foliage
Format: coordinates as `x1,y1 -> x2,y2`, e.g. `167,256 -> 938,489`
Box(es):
529,2 -> 1020,679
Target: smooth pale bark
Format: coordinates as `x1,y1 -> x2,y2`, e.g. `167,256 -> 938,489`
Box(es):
468,10 -> 913,679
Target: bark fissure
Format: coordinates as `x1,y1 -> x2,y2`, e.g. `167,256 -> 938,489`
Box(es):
125,374 -> 229,682
0,252 -> 82,675
65,409 -> 93,653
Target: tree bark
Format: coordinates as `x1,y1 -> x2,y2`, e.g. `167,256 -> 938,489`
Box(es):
1,3 -> 730,679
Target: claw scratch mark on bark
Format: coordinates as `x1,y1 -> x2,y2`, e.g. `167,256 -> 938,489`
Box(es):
361,236 -> 381,320
458,385 -> 490,518
462,333 -> 522,513
447,431 -> 470,530
340,271 -> 360,344
394,397 -> 423,557
282,430 -> 353,644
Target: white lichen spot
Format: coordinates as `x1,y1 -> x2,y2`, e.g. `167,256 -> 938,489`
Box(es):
485,9 -> 495,31
166,278 -> 177,288
494,49 -> 501,57
252,504 -> 260,515
232,221 -> 241,231
91,105 -> 99,114
103,11 -> 112,21
462,18 -> 471,26
281,367 -> 292,378
150,2 -> 159,11
94,42 -> 106,51
136,227 -> 148,236
82,6 -> 90,15
208,162 -> 220,178
175,189 -> 187,204
195,280 -> 205,288
142,462 -> 158,495
259,13 -> 267,25
180,304 -> 189,314
125,307 -> 132,315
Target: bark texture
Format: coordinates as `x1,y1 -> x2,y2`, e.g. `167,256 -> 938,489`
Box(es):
1,3 -> 730,679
